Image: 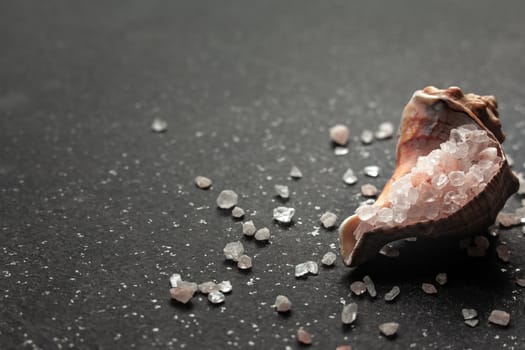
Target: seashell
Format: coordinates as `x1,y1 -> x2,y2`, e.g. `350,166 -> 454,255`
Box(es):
339,86 -> 519,267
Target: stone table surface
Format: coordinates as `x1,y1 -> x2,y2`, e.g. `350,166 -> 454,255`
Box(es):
1,1 -> 525,349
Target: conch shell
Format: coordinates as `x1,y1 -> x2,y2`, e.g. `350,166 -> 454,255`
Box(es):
339,86 -> 519,267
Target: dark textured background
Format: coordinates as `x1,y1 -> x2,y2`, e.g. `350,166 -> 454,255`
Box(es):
1,1 -> 525,349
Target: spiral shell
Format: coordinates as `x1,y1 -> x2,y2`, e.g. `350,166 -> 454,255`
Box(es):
339,86 -> 519,267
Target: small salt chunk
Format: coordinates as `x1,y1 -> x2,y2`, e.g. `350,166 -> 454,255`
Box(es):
379,322 -> 399,337
341,303 -> 358,324
321,252 -> 337,266
194,176 -> 212,189
320,211 -> 338,229
379,244 -> 400,257
375,122 -> 394,140
350,281 -> 367,296
208,290 -> 226,304
232,206 -> 245,219
361,129 -> 374,144
290,166 -> 303,179
515,277 -> 525,287
361,184 -> 378,197
334,147 -> 349,156
237,255 -> 253,270
223,241 -> 244,261
217,280 -> 232,293
274,295 -> 292,312
330,124 -> 349,145
217,190 -> 238,209
496,245 -> 510,263
342,168 -> 358,185
488,310 -> 510,327
254,227 -> 271,241
151,118 -> 167,132
198,281 -> 219,294
364,165 -> 380,178
242,220 -> 256,236
363,275 -> 377,298
435,273 -> 447,286
295,261 -> 318,277
461,308 -> 478,320
464,319 -> 479,327
170,281 -> 198,304
448,171 -> 465,187
421,283 -> 437,295
273,207 -> 295,224
296,327 -> 312,345
497,212 -> 520,228
169,273 -> 182,288
275,184 -> 290,199
384,286 -> 400,302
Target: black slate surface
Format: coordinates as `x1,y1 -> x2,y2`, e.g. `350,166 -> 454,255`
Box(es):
1,1 -> 525,349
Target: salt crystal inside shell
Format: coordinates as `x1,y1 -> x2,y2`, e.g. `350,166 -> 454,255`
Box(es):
355,125 -> 501,226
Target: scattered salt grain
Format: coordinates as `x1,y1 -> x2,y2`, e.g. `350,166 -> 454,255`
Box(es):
330,124 -> 349,145
198,281 -> 219,294
290,166 -> 303,179
488,310 -> 510,327
364,165 -> 380,178
384,286 -> 400,302
361,184 -> 378,197
379,322 -> 399,337
464,319 -> 479,327
232,207 -> 245,219
343,168 -> 358,185
496,245 -> 510,262
334,147 -> 349,156
273,207 -> 295,224
208,291 -> 226,304
274,295 -> 292,312
379,244 -> 400,257
321,252 -> 337,266
194,176 -> 212,189
242,220 -> 257,236
320,211 -> 338,229
151,118 -> 167,133
169,273 -> 182,288
237,255 -> 253,270
218,280 -> 232,293
361,129 -> 374,144
350,281 -> 367,296
295,261 -> 318,277
341,303 -> 358,324
296,327 -> 312,345
375,122 -> 394,140
363,275 -> 377,298
435,273 -> 447,286
223,241 -> 244,261
217,190 -> 238,209
421,283 -> 437,295
461,308 -> 478,320
254,227 -> 271,241
275,184 -> 290,199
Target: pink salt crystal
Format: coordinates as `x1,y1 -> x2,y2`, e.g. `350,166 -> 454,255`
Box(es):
170,286 -> 196,304
431,173 -> 449,190
350,281 -> 367,296
496,245 -> 510,263
330,124 -> 349,145
421,283 -> 438,295
497,212 -> 520,228
515,277 -> 525,287
448,171 -> 465,187
488,310 -> 510,327
296,327 -> 312,345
